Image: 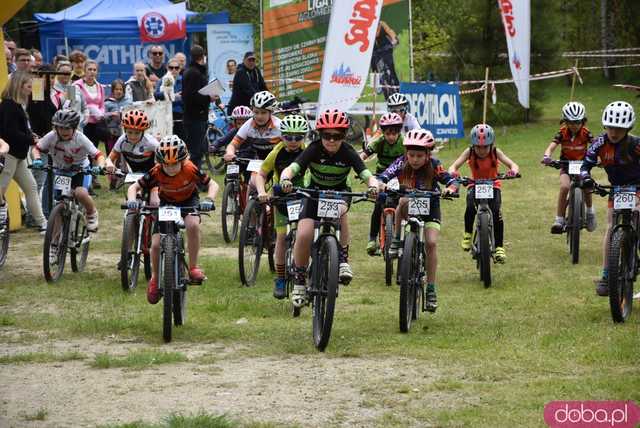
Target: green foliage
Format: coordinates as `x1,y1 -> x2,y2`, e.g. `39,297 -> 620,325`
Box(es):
91,349 -> 187,369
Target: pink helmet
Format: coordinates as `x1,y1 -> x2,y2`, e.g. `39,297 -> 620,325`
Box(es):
232,105 -> 253,120
403,129 -> 436,149
379,112 -> 403,128
316,109 -> 350,129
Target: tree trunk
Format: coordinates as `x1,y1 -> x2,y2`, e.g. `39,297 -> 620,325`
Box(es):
600,0 -> 610,79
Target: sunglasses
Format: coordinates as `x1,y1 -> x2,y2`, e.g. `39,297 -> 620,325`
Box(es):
566,120 -> 582,125
390,108 -> 406,114
151,51 -> 164,56
168,66 -> 180,70
320,132 -> 346,141
282,134 -> 304,142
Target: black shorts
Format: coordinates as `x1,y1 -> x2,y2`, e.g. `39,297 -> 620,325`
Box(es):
153,194 -> 200,234
53,172 -> 92,200
411,200 -> 441,225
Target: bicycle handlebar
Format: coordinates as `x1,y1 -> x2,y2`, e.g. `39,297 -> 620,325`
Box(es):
457,173 -> 521,186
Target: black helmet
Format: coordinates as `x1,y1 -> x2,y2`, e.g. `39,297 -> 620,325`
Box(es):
52,109 -> 81,129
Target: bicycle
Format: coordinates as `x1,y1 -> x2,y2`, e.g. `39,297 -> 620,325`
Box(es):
546,160 -> 587,264
592,182 -> 639,323
0,158 -> 8,268
204,103 -> 234,175
377,181 -> 401,286
220,157 -> 252,243
459,173 -> 520,288
291,187 -> 369,351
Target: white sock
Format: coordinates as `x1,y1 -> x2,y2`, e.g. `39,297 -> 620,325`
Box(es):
555,216 -> 564,223
587,206 -> 595,214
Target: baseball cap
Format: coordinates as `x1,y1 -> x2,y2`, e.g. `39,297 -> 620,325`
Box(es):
244,51 -> 256,60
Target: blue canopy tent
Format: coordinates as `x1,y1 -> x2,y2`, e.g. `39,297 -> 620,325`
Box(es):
35,0 -> 229,83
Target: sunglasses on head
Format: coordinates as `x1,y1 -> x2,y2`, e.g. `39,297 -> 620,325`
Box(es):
151,51 -> 164,56
282,134 -> 304,142
320,131 -> 346,141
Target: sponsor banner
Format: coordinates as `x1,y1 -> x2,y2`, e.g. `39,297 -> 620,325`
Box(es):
206,24 -> 254,104
137,2 -> 187,43
263,0 -> 409,102
498,0 -> 530,108
400,82 -> 464,139
123,101 -> 173,140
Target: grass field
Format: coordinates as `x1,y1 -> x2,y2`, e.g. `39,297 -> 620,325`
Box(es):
0,80 -> 639,427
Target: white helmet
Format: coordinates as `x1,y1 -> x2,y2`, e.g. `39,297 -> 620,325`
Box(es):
250,91 -> 278,111
602,101 -> 635,129
387,93 -> 409,108
562,102 -> 586,122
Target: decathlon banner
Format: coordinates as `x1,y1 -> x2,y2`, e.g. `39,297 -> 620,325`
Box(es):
317,0 -> 384,111
498,0 -> 530,108
400,82 -> 464,138
137,2 -> 187,43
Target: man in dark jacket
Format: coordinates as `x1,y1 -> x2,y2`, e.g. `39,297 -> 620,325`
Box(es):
182,44 -> 215,168
227,51 -> 268,115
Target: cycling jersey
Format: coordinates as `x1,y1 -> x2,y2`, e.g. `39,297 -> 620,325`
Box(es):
468,147 -> 501,189
582,133 -> 640,186
138,160 -> 210,204
112,134 -> 159,172
289,140 -> 372,190
36,130 -> 101,169
231,116 -> 282,160
260,141 -> 306,186
379,155 -> 456,191
553,126 -> 592,161
364,134 -> 405,174
403,113 -> 420,132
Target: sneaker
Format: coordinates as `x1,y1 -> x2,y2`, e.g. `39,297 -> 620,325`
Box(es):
388,239 -> 401,258
461,232 -> 472,251
339,262 -> 353,285
291,284 -> 307,308
495,246 -> 506,264
595,278 -> 609,297
189,266 -> 206,284
86,212 -> 99,232
147,276 -> 161,304
39,221 -> 47,236
273,278 -> 286,299
366,240 -> 379,256
586,211 -> 597,232
425,289 -> 438,313
0,204 -> 7,225
550,219 -> 564,234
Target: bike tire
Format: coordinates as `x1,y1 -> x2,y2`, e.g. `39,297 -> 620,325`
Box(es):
173,235 -> 187,326
70,211 -> 90,273
383,213 -> 394,286
285,230 -> 301,317
238,199 -> 263,286
203,128 -> 225,175
161,234 -> 176,342
0,213 -> 9,268
478,212 -> 492,288
607,228 -> 633,323
120,213 -> 140,291
43,204 -> 69,283
570,187 -> 583,264
312,235 -> 339,351
221,182 -> 240,243
399,232 -> 417,332
143,216 -> 153,280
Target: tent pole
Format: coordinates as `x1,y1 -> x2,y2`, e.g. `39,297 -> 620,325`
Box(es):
408,0 -> 414,81
64,36 -> 70,56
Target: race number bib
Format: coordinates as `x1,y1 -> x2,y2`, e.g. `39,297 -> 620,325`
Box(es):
408,197 -> 430,216
286,200 -> 302,222
124,173 -> 144,183
226,164 -> 240,175
158,206 -> 181,222
317,198 -> 340,218
613,187 -> 636,210
568,161 -> 582,175
247,159 -> 263,172
54,175 -> 72,196
475,184 -> 494,199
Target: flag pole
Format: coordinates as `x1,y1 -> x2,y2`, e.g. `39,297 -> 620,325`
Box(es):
482,67 -> 490,124
259,0 -> 264,64
408,0 -> 415,81
569,59 -> 579,101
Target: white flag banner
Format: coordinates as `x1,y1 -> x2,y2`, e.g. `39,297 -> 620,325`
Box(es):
317,0 -> 384,111
498,0 -> 530,108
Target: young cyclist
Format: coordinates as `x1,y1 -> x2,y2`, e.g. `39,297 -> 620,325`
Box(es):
209,105 -> 252,153
32,109 -> 106,232
105,109 -> 159,181
448,124 -> 519,263
378,129 -> 458,312
279,109 -> 378,308
360,112 -> 405,255
542,101 -> 596,234
126,135 -> 219,304
255,114 -> 308,299
580,101 -> 638,296
386,93 -> 420,132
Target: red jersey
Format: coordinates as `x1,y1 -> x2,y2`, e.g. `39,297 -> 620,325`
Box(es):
467,147 -> 501,189
138,160 -> 210,203
553,126 -> 592,161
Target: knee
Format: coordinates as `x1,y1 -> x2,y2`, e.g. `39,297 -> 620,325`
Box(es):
425,240 -> 437,252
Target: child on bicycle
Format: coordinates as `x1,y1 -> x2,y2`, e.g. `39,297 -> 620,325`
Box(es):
32,109 -> 106,232
580,101 -> 638,297
542,101 -> 596,234
448,124 -> 519,264
386,93 -> 420,132
209,105 -> 252,153
378,129 -> 458,312
126,135 -> 219,304
255,114 -> 308,299
279,109 -> 378,308
360,112 -> 405,255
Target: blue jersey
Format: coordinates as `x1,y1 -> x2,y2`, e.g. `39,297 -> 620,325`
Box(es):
581,133 -> 640,186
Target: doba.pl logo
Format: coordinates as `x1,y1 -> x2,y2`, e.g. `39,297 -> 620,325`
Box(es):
142,12 -> 168,39
544,401 -> 640,428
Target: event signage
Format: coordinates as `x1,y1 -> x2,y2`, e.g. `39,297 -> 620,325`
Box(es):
399,82 -> 464,138
136,2 -> 187,43
498,0 -> 530,108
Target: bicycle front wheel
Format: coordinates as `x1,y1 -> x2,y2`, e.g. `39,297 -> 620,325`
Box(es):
0,213 -> 9,268
221,182 -> 240,243
238,199 -> 263,286
608,228 -> 634,323
173,235 -> 187,326
312,235 -> 339,351
383,212 -> 394,286
120,213 -> 141,291
478,212 -> 492,288
161,234 -> 177,342
70,211 -> 90,273
399,232 -> 419,332
568,187 -> 583,264
43,204 -> 69,283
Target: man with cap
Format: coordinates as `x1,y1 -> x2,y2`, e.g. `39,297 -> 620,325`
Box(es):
227,51 -> 268,115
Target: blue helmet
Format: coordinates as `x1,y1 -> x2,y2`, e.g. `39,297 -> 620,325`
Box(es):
470,124 -> 495,146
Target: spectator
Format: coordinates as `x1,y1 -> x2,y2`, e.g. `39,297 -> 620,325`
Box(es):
74,60 -> 110,154
227,51 -> 267,115
53,54 -> 68,69
145,45 -> 167,84
182,44 -> 215,168
4,45 -> 12,73
69,50 -> 87,82
125,62 -> 155,102
154,57 -> 184,141
13,49 -> 32,73
174,52 -> 187,71
51,61 -> 88,131
104,79 -> 132,154
0,71 -> 47,232
4,39 -> 16,73
30,49 -> 43,67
